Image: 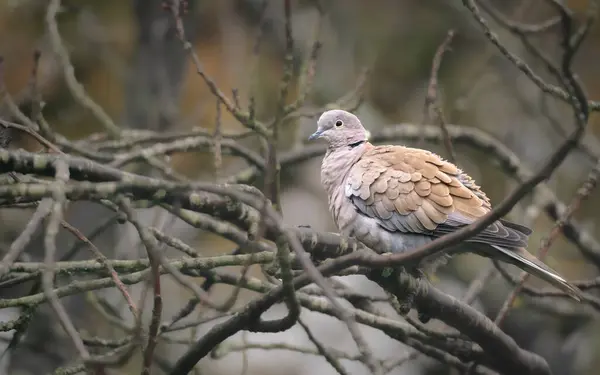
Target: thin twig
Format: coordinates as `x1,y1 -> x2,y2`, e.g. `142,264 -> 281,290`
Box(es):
422,29 -> 457,163
46,0 -> 121,137
42,159 -> 90,362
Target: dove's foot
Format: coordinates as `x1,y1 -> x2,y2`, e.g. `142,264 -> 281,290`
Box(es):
397,293 -> 415,315
417,311 -> 432,324
408,268 -> 433,323
396,267 -> 419,315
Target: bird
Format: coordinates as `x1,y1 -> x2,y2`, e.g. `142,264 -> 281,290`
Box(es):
308,109 -> 583,301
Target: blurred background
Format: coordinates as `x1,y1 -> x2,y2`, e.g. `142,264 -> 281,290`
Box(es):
0,0 -> 600,374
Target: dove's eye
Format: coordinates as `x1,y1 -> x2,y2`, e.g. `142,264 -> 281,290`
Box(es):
335,120 -> 343,127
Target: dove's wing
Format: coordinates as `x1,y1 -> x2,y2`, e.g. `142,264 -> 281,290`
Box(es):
345,144 -> 528,248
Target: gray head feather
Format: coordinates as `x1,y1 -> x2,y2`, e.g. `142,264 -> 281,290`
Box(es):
308,109 -> 368,148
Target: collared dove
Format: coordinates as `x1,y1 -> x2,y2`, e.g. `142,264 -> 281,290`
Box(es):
309,109 -> 582,301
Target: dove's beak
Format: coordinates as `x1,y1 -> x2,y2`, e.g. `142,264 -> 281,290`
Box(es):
308,129 -> 323,141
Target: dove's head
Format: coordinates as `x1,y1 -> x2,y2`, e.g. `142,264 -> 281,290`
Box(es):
309,110 -> 368,148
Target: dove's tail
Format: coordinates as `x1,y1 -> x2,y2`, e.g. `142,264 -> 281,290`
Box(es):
490,245 -> 583,301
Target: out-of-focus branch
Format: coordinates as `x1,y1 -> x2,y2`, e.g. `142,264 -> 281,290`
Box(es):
462,0 -> 599,112
422,30 -> 456,163
46,0 -> 122,138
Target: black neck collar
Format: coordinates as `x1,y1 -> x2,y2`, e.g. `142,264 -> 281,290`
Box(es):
348,140 -> 365,149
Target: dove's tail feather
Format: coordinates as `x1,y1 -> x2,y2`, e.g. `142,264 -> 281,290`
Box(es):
490,245 -> 583,301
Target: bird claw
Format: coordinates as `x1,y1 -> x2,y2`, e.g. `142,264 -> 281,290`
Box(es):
397,300 -> 412,315
417,311 -> 432,324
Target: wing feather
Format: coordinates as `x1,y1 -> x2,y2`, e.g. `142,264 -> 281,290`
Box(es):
345,145 -> 530,249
